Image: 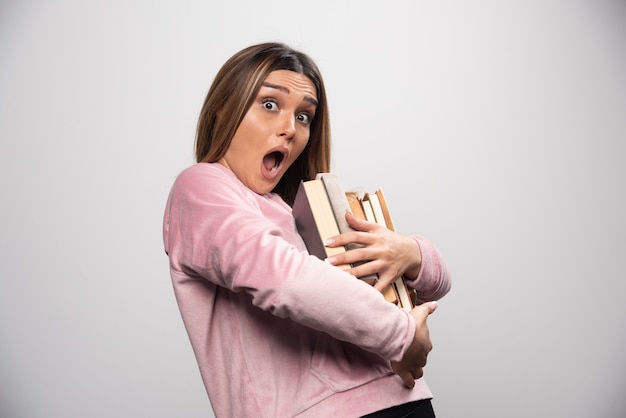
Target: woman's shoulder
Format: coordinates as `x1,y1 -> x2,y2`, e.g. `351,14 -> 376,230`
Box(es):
171,162 -> 261,206
177,162 -> 232,180
173,162 -> 239,189
171,163 -> 287,209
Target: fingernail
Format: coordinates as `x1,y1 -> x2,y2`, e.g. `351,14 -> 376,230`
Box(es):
324,238 -> 335,246
325,257 -> 336,265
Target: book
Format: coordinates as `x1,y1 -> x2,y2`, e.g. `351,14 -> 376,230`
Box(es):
318,174 -> 397,305
362,189 -> 416,311
344,191 -> 398,305
293,174 -> 415,310
292,179 -> 351,271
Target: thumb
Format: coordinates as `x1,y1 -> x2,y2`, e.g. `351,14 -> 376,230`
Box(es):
419,300 -> 438,315
409,301 -> 438,335
410,301 -> 438,324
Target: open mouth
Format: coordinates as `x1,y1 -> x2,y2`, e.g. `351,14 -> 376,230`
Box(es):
263,151 -> 285,174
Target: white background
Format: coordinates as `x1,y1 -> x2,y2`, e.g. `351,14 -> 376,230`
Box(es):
1,1 -> 625,417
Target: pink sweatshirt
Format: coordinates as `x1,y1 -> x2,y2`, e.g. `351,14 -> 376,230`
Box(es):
163,163 -> 451,417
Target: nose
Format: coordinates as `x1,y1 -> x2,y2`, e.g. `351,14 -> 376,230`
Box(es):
277,113 -> 296,140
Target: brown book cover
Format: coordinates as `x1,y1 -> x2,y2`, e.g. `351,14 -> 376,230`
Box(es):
374,188 -> 396,231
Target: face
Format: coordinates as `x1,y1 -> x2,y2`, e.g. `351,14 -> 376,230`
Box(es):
219,70 -> 318,195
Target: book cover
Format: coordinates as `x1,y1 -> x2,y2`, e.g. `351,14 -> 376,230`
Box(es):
292,180 -> 350,270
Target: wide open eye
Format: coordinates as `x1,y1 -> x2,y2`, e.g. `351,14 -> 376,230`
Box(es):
262,99 -> 278,111
296,112 -> 312,124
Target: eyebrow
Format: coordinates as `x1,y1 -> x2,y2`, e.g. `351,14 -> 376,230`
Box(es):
261,82 -> 319,107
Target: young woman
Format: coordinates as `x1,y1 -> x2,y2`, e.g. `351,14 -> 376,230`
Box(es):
163,42 -> 451,417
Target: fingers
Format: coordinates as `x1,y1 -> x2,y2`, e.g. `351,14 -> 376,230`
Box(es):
344,210 -> 377,232
372,273 -> 397,292
325,211 -> 382,244
392,366 -> 424,388
412,368 -> 424,381
398,370 -> 417,388
325,230 -> 376,249
390,301 -> 439,389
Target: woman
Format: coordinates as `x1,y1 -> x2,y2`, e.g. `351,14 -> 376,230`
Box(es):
163,42 -> 451,417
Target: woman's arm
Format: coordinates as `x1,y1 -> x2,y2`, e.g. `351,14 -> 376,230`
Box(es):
164,165 -> 417,363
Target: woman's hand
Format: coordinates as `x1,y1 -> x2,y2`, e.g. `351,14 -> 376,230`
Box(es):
391,301 -> 438,387
325,211 -> 423,292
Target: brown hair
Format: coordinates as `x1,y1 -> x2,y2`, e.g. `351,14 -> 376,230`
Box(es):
195,42 -> 331,206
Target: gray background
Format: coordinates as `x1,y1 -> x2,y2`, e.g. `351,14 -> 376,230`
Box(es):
1,0 -> 624,417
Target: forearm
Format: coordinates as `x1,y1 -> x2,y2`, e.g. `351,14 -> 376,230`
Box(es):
404,236 -> 452,303
276,255 -> 416,362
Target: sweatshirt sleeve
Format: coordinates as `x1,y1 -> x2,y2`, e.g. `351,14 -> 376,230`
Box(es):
404,236 -> 452,304
163,165 -> 414,362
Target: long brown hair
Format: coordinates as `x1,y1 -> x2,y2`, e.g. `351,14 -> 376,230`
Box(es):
195,42 -> 331,206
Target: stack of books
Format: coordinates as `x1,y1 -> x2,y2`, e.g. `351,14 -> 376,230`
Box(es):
292,173 -> 416,311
